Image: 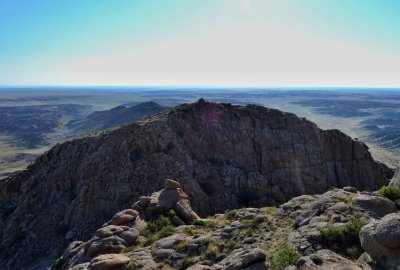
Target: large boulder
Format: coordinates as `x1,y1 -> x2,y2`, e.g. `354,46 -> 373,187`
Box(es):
295,249 -> 364,270
352,193 -> 397,218
360,213 -> 400,269
174,199 -> 200,224
88,254 -> 130,270
214,248 -> 268,270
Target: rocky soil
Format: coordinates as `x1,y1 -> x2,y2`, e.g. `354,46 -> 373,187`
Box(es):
0,100 -> 394,269
52,179 -> 400,270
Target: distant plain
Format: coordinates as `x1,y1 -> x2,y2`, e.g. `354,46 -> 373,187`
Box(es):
0,87 -> 399,178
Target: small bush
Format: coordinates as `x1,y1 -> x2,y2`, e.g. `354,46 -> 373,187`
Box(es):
178,257 -> 194,270
204,244 -> 219,260
338,195 -> 353,203
141,215 -> 171,237
318,212 -> 366,259
265,206 -> 278,216
158,226 -> 175,238
193,219 -> 217,228
270,245 -> 301,270
176,241 -> 188,252
346,213 -> 366,236
123,245 -> 139,253
346,245 -> 362,259
225,210 -> 237,220
318,224 -> 346,242
378,185 -> 400,201
202,237 -> 212,246
167,208 -> 176,217
183,227 -> 197,236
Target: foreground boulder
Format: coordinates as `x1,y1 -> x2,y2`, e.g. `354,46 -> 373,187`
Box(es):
360,213 -> 400,269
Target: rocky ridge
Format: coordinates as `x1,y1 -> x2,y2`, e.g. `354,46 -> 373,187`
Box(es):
54,179 -> 400,270
0,100 -> 394,269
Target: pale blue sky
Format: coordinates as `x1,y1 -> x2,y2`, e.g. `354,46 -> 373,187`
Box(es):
1,0 -> 399,87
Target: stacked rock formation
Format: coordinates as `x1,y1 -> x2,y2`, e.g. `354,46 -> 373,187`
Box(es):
0,100 -> 394,268
57,179 -> 200,270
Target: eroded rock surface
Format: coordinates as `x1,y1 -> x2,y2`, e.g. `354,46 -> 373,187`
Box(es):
360,213 -> 400,270
0,100 -> 393,268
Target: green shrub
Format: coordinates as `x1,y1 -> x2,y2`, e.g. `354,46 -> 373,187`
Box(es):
338,195 -> 353,203
140,215 -> 174,246
204,244 -> 219,260
265,206 -> 278,216
318,224 -> 347,242
158,226 -> 175,238
167,208 -> 176,217
178,257 -> 195,270
193,219 -> 217,228
318,212 -> 366,259
378,185 -> 400,201
346,245 -> 362,259
141,215 -> 171,237
183,227 -> 197,236
202,237 -> 212,246
224,210 -> 237,220
176,241 -> 188,252
270,245 -> 301,270
346,213 -> 366,236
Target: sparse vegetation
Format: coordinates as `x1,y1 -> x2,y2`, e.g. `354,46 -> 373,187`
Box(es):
378,185 -> 400,201
167,208 -> 176,217
318,211 -> 366,259
157,225 -> 175,238
346,245 -> 362,259
201,240 -> 234,262
338,194 -> 353,203
176,241 -> 188,252
140,215 -> 175,246
270,244 -> 301,270
318,224 -> 347,242
193,219 -> 217,228
177,256 -> 195,270
265,206 -> 278,216
183,226 -> 197,236
224,210 -> 237,220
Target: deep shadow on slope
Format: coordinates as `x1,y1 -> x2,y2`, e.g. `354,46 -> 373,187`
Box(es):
0,100 -> 393,269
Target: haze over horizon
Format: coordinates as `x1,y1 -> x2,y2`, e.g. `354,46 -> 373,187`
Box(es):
1,0 -> 400,87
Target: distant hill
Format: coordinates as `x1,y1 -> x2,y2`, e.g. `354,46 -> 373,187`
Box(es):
66,101 -> 168,136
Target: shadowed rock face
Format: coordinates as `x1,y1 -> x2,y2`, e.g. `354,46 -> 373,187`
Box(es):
0,100 -> 393,268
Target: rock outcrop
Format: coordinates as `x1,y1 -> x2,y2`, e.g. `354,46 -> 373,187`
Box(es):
58,183 -> 400,270
0,100 -> 393,268
57,179 -> 199,269
360,213 -> 400,270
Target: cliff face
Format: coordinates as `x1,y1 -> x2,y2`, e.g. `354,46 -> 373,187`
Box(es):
0,100 -> 393,268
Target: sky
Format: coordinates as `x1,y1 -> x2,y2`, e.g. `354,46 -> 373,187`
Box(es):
0,0 -> 400,87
